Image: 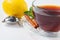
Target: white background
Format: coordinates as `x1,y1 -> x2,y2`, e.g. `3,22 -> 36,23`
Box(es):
0,0 -> 60,40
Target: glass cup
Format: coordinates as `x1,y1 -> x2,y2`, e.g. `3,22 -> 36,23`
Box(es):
32,0 -> 60,37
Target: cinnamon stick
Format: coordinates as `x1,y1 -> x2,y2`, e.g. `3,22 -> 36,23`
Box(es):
24,15 -> 39,28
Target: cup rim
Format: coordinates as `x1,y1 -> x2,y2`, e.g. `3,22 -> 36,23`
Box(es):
32,0 -> 60,17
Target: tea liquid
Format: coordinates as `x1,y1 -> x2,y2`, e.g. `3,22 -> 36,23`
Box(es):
34,5 -> 60,32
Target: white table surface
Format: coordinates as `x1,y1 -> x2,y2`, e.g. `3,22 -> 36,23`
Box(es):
0,0 -> 60,40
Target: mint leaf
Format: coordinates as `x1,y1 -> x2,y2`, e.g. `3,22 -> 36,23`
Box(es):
29,7 -> 33,12
24,11 -> 30,15
29,12 -> 34,19
24,7 -> 34,19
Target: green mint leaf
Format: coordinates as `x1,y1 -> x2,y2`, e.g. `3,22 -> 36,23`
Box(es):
29,13 -> 34,19
24,7 -> 34,19
24,11 -> 30,15
29,7 -> 33,12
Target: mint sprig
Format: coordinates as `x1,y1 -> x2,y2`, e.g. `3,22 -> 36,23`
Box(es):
24,7 -> 34,19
